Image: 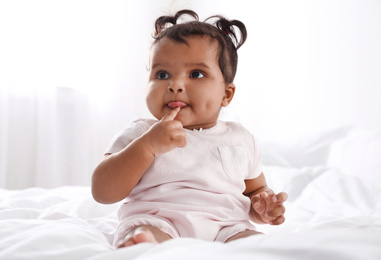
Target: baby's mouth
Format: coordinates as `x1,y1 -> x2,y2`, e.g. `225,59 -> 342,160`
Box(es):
167,101 -> 188,109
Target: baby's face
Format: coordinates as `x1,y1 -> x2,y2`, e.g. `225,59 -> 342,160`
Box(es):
146,36 -> 234,130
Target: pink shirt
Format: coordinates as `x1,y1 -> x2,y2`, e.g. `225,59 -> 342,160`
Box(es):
107,119 -> 262,240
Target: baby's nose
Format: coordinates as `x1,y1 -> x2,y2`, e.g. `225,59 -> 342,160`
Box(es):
168,81 -> 184,93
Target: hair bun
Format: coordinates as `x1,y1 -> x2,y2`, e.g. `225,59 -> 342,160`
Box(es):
154,9 -> 199,36
213,17 -> 247,50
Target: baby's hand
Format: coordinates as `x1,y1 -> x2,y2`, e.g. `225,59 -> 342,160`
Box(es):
251,190 -> 288,225
144,107 -> 186,156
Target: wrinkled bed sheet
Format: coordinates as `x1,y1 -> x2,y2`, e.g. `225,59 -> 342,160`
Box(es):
1,165 -> 381,259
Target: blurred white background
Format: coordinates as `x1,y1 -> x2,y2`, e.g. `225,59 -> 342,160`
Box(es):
0,0 -> 380,189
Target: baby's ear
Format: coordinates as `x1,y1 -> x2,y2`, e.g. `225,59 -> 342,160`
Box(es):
221,83 -> 235,107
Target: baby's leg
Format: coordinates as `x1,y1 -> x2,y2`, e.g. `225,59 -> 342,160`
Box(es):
225,229 -> 262,243
117,225 -> 172,248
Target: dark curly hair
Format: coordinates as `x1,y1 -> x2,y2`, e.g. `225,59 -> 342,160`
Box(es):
152,9 -> 247,84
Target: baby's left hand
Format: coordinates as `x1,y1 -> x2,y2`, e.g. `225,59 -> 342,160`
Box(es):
251,190 -> 288,225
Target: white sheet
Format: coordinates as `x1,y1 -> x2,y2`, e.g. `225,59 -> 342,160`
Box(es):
1,164 -> 380,259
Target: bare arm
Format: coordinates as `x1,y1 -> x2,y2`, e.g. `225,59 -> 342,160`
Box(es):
91,107 -> 186,204
244,173 -> 288,225
91,135 -> 155,204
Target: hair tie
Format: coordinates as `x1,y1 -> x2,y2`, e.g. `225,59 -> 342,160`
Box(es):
223,28 -> 230,35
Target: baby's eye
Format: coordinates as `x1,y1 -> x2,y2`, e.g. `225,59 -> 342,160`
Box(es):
190,71 -> 204,79
157,71 -> 169,80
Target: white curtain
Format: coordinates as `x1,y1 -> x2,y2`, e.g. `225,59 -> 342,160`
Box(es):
1,0 -> 380,189
0,0 -> 151,189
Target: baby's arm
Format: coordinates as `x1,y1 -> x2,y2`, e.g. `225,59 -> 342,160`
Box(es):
244,174 -> 288,225
92,108 -> 186,204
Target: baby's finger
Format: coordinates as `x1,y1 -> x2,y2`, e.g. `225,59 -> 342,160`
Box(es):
251,196 -> 266,215
275,192 -> 288,203
162,107 -> 180,122
263,189 -> 275,197
269,215 -> 285,225
268,204 -> 286,218
174,130 -> 187,148
260,190 -> 274,206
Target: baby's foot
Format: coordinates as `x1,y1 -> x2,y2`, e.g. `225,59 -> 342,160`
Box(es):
118,227 -> 159,248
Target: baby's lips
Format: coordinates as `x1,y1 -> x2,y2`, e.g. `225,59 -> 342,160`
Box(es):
168,101 -> 188,109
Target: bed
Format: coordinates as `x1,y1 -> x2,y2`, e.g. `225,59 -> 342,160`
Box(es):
1,126 -> 381,260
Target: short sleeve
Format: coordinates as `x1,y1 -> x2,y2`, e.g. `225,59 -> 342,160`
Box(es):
105,119 -> 156,155
246,134 -> 263,179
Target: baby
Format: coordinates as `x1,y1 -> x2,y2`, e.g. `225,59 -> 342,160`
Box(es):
92,9 -> 287,248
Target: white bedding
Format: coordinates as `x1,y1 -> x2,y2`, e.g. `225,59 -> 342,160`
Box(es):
1,128 -> 381,259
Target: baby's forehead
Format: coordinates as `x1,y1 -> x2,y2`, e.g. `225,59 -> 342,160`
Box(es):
151,35 -> 220,52
151,36 -> 219,55
148,36 -> 220,68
